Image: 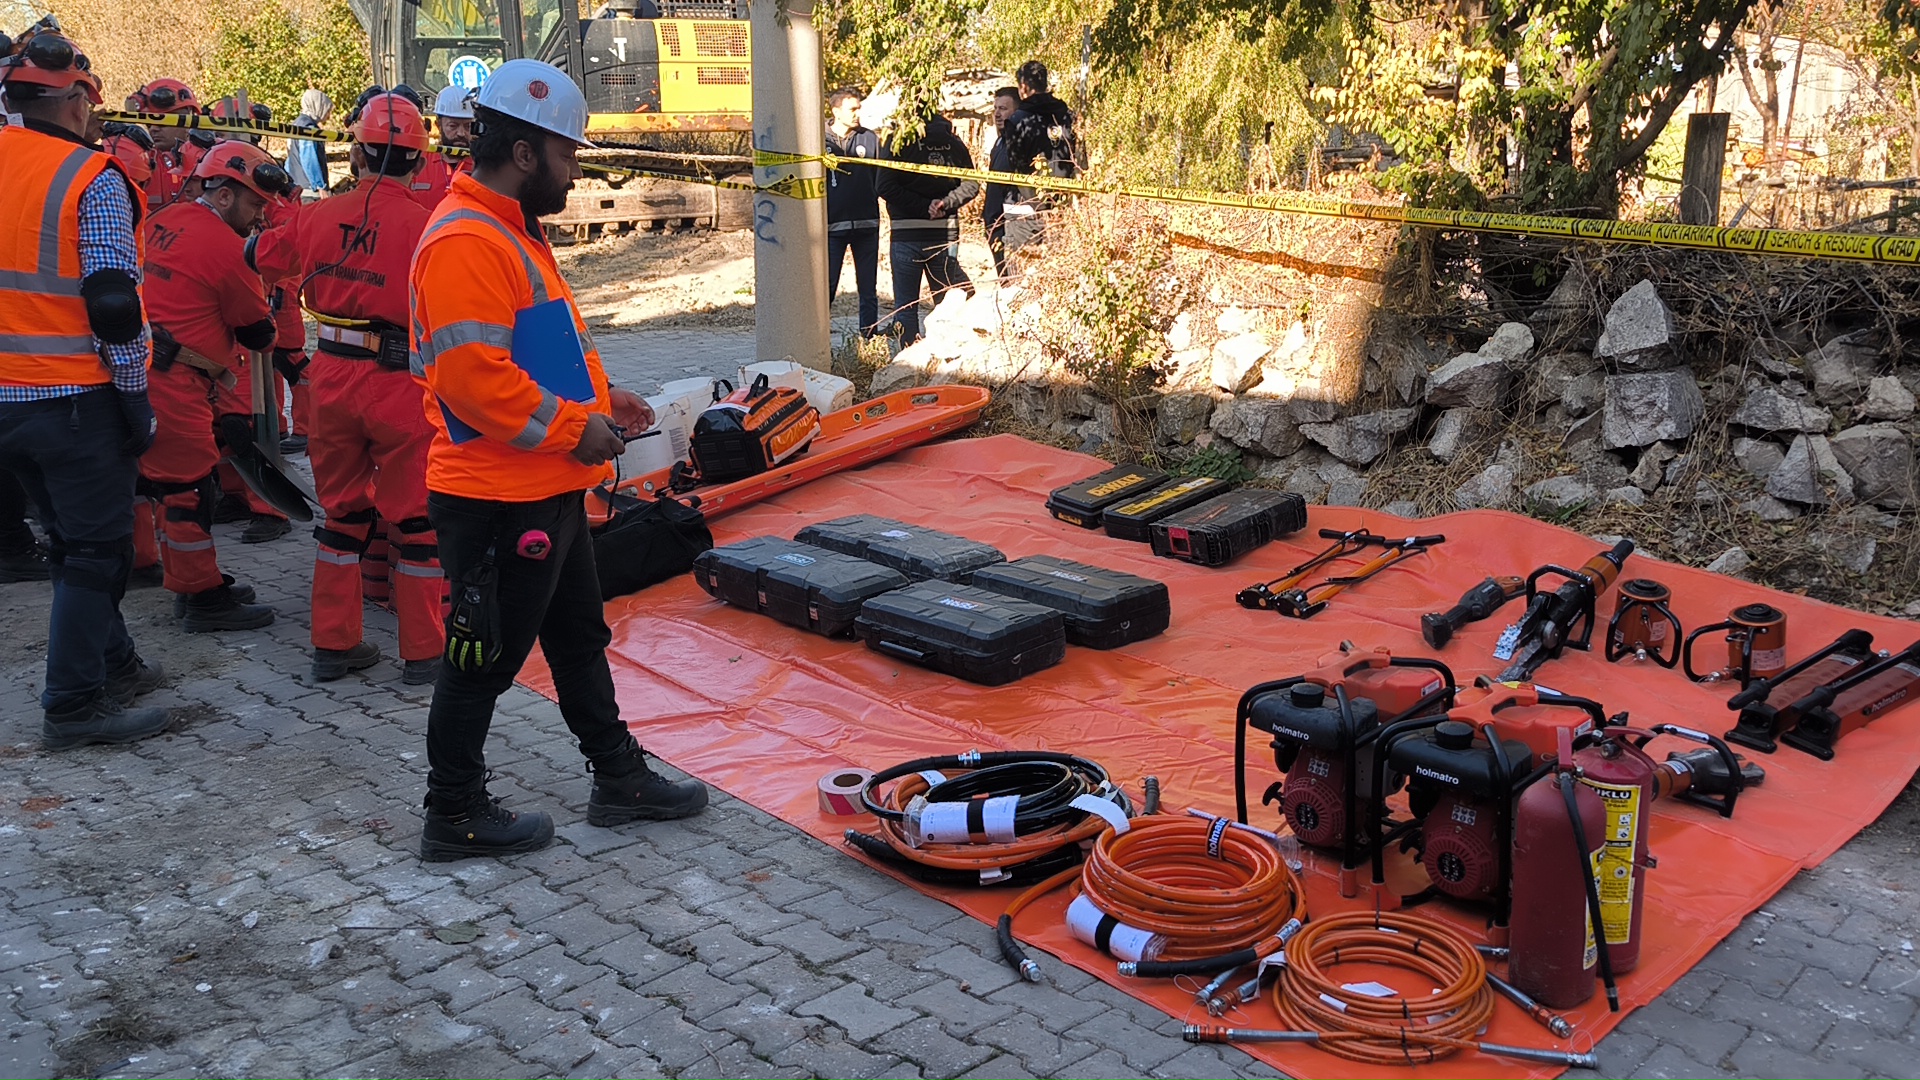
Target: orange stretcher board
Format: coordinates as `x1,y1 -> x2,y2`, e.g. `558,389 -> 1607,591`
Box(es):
522,435 -> 1920,1080
587,385 -> 991,526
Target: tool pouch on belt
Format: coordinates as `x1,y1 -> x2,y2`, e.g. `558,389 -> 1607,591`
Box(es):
150,326 -> 183,373
590,488 -> 712,601
688,374 -> 821,484
445,546 -> 503,673
150,326 -> 237,389
371,321 -> 411,371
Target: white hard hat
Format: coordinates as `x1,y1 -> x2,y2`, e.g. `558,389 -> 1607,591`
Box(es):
434,83 -> 473,119
474,58 -> 592,146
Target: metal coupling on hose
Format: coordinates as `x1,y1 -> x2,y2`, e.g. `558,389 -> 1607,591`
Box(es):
1116,961 -> 1139,977
1479,1042 -> 1601,1070
1017,958 -> 1042,983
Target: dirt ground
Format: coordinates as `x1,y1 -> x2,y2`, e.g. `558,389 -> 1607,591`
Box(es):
557,224 -> 999,334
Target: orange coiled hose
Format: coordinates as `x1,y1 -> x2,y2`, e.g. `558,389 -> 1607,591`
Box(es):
1080,815 -> 1306,962
1269,910 -> 1494,1065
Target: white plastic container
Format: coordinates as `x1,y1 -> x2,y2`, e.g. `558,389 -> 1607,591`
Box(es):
643,392 -> 696,461
624,428 -> 675,474
739,359 -> 808,396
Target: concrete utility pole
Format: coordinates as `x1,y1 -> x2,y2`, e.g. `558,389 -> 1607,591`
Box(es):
749,0 -> 830,371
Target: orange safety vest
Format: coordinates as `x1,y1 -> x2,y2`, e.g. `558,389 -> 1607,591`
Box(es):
409,173 -> 612,501
0,125 -> 130,388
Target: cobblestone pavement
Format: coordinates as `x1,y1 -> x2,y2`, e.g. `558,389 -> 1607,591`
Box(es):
3,407 -> 1918,1079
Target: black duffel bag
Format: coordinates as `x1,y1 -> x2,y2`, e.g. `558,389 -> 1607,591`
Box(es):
591,488 -> 713,601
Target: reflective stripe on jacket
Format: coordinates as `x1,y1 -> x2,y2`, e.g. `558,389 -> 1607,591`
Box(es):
409,172 -> 611,501
0,125 -> 121,387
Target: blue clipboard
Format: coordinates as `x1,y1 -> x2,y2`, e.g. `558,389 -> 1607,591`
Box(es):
440,298 -> 595,444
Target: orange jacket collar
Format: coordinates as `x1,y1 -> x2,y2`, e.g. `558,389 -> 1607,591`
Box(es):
448,172 -> 546,247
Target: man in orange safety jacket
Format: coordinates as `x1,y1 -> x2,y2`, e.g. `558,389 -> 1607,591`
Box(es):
0,32 -> 171,748
139,140 -> 287,632
252,92 -> 446,685
409,58 -> 707,861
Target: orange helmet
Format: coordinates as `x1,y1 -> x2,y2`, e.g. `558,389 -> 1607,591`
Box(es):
136,77 -> 197,113
350,91 -> 432,151
194,139 -> 294,199
105,133 -> 154,186
0,33 -> 104,105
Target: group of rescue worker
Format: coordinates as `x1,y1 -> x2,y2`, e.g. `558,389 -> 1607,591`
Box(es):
1,28 -> 705,861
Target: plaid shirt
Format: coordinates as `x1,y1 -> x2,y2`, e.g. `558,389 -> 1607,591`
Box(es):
0,166 -> 151,402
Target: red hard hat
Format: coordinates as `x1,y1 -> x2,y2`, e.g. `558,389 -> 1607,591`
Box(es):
194,139 -> 293,200
105,133 -> 154,186
0,33 -> 103,105
350,91 -> 432,151
137,77 -> 197,113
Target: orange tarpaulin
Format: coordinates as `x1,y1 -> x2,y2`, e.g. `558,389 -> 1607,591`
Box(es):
521,435 -> 1920,1079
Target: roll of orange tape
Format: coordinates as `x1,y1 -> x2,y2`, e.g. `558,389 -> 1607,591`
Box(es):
818,768 -> 874,816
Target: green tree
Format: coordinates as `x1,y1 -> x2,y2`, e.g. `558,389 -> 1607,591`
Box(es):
818,0 -> 986,140
202,0 -> 369,122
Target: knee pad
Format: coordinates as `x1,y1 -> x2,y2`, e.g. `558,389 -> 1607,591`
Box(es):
315,506 -> 378,552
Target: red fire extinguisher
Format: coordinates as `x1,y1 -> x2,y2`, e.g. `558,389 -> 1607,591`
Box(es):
1509,727 -> 1615,1010
1571,730 -> 1658,977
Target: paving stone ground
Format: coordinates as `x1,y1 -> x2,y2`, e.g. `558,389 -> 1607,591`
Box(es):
1,331 -> 1917,1078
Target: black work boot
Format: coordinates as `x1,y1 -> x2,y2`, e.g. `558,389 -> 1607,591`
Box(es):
172,574 -> 256,617
212,494 -> 251,524
401,657 -> 441,686
43,693 -> 170,750
105,655 -> 166,705
587,746 -> 709,827
179,583 -> 276,632
420,789 -> 554,862
0,542 -> 50,583
240,514 -> 291,544
312,641 -> 381,682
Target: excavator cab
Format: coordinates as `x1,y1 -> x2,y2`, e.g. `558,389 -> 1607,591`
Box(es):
352,0 -> 750,138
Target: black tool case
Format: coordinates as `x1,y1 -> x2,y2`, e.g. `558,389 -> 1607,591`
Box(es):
795,515 -> 1006,584
1149,489 -> 1308,566
854,582 -> 1067,685
1101,476 -> 1236,542
1045,464 -> 1170,529
693,537 -> 909,636
968,555 -> 1170,649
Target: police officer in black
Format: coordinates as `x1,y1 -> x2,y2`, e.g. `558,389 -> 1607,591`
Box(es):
825,87 -> 883,336
999,61 -> 1078,267
876,112 -> 978,346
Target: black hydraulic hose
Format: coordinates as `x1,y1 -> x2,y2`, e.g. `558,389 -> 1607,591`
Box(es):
1559,773 -> 1620,1012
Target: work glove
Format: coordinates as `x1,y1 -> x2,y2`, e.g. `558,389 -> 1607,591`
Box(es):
117,389 -> 156,458
445,549 -> 502,674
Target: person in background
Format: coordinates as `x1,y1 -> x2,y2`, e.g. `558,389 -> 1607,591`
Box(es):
824,86 -> 882,338
981,85 -> 1020,283
139,141 -> 286,632
251,92 -> 446,685
999,60 -> 1078,270
0,31 -> 170,747
409,59 -> 707,861
410,84 -> 476,209
131,78 -> 199,211
875,111 -> 978,347
287,87 -> 333,198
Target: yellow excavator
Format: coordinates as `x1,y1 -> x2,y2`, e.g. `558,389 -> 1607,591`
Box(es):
350,0 -> 753,230
352,0 -> 749,138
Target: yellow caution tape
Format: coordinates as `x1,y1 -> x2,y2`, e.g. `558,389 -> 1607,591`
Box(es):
753,147 -> 1920,267
103,114 -> 1913,261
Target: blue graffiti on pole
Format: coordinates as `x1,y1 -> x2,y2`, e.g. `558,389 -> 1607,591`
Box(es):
754,195 -> 780,245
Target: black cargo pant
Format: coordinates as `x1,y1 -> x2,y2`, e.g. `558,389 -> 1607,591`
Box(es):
425,489 -> 633,803
0,390 -> 139,713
